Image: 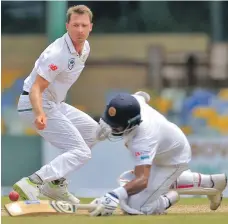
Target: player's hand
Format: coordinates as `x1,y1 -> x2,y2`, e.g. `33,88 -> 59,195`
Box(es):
35,113 -> 47,130
96,118 -> 112,141
89,193 -> 119,216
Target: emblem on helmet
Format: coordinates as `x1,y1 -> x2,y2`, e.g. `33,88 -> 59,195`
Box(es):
108,107 -> 116,117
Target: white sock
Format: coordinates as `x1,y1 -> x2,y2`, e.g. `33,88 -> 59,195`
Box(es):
29,173 -> 43,185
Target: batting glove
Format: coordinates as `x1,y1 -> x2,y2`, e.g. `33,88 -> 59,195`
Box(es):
96,118 -> 112,141
89,192 -> 119,216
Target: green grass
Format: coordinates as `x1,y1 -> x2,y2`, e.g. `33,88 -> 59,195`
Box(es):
1,197 -> 228,224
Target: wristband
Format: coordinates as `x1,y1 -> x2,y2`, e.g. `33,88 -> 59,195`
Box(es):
112,186 -> 128,200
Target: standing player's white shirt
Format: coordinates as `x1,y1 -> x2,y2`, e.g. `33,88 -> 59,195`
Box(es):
124,95 -> 191,166
23,32 -> 90,103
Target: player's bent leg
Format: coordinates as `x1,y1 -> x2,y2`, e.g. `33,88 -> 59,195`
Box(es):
171,169 -> 214,189
22,108 -> 91,181
39,178 -> 80,204
34,114 -> 91,203
171,170 -> 227,210
60,103 -> 99,148
13,177 -> 40,200
17,105 -> 91,203
127,164 -> 188,215
140,191 -> 180,215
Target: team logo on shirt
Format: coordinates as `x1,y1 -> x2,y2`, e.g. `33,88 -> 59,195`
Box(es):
135,152 -> 142,157
68,58 -> 75,70
108,107 -> 116,117
140,155 -> 150,160
134,152 -> 150,160
49,64 -> 58,71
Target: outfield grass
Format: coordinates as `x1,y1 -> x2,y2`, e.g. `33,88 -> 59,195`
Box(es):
1,197 -> 228,224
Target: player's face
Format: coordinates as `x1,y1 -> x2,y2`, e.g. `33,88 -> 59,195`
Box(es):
112,127 -> 124,133
111,126 -> 125,136
66,13 -> 92,44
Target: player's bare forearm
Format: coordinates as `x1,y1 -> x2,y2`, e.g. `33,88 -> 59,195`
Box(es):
29,84 -> 44,116
124,164 -> 151,196
29,75 -> 49,116
124,176 -> 148,195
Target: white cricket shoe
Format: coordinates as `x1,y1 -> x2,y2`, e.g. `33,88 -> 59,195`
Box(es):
39,179 -> 80,204
13,177 -> 40,200
208,174 -> 227,210
163,190 -> 180,210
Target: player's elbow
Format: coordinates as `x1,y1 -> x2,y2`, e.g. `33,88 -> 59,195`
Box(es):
140,176 -> 149,189
30,83 -> 45,95
84,149 -> 92,161
31,75 -> 50,93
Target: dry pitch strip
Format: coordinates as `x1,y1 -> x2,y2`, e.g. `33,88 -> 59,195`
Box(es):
1,200 -> 228,217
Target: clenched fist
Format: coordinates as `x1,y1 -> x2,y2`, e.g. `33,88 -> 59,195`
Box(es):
35,113 -> 47,130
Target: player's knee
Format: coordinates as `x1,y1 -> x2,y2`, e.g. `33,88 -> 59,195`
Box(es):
88,122 -> 100,148
80,120 -> 99,149
128,196 -> 165,215
83,147 -> 92,161
67,138 -> 92,162
75,144 -> 92,162
127,195 -> 141,211
140,200 -> 163,215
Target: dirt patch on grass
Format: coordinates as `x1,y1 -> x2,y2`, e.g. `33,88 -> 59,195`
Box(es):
2,204 -> 228,217
168,204 -> 228,214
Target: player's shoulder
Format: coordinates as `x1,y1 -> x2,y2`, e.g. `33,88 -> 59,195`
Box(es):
43,34 -> 67,57
129,114 -> 159,144
40,35 -> 68,66
127,130 -> 153,155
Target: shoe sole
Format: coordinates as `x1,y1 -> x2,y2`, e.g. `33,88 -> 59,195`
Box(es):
13,184 -> 30,200
210,194 -> 223,211
210,174 -> 227,210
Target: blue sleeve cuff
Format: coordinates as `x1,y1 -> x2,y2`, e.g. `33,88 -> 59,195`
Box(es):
109,192 -> 119,199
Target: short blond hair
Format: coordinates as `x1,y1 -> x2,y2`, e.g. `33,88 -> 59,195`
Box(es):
67,5 -> 93,23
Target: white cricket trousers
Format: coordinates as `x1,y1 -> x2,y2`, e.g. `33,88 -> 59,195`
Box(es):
17,95 -> 99,182
128,163 -> 188,214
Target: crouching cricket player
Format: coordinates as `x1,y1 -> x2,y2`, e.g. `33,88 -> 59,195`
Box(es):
89,91 -> 227,216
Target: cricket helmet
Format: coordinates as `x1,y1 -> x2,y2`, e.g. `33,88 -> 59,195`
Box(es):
102,93 -> 142,136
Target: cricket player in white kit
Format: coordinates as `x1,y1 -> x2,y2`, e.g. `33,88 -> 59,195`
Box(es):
13,5 -> 99,204
89,92 -> 227,216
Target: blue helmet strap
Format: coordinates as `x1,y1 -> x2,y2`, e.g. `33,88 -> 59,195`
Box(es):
127,114 -> 141,127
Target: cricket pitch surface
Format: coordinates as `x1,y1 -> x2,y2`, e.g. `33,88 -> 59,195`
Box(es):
1,197 -> 228,224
